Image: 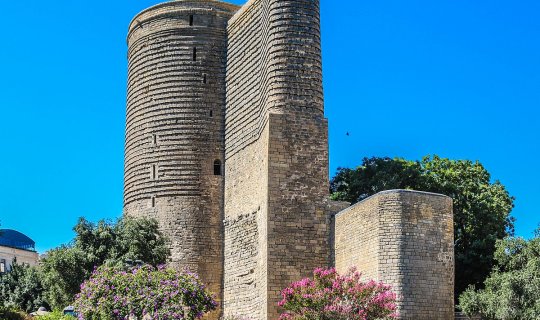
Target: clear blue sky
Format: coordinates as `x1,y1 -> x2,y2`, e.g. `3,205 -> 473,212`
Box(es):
0,0 -> 538,253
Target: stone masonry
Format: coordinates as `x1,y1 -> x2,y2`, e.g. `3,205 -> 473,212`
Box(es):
335,190 -> 455,320
223,0 -> 330,318
123,2 -> 239,317
122,1 -> 455,319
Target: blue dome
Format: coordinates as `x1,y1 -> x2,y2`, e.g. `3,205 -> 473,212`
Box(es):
0,229 -> 36,251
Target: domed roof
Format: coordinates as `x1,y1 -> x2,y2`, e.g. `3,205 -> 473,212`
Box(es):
0,229 -> 36,251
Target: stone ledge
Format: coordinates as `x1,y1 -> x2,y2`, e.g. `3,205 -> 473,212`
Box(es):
129,0 -> 240,36
336,189 -> 451,218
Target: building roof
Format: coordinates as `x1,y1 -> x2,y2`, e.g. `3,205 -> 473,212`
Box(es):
0,229 -> 36,251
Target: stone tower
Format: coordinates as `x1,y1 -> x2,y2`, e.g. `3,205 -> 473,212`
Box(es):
123,1 -> 238,316
223,0 -> 330,319
122,1 -> 455,319
335,190 -> 455,319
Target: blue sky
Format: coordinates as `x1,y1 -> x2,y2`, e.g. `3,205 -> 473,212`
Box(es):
0,0 -> 538,253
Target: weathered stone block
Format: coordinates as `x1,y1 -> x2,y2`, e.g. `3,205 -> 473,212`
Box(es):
335,190 -> 455,320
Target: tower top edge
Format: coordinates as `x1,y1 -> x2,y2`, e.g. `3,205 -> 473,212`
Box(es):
228,0 -> 255,26
128,0 -> 240,32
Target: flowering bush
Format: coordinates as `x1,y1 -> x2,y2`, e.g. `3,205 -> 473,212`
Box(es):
278,267 -> 398,320
74,265 -> 217,320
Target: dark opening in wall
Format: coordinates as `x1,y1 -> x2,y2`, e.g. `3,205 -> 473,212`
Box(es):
193,48 -> 197,61
152,134 -> 157,145
189,15 -> 194,26
209,110 -> 213,117
152,165 -> 157,180
214,160 -> 222,176
151,196 -> 156,208
203,74 -> 207,84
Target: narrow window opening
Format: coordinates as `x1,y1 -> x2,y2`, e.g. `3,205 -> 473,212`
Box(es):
152,134 -> 157,145
193,47 -> 197,61
189,15 -> 194,26
209,110 -> 213,117
203,74 -> 207,84
152,165 -> 157,180
151,196 -> 156,208
213,160 -> 222,176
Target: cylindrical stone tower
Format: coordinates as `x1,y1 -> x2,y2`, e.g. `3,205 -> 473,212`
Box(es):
123,1 -> 238,316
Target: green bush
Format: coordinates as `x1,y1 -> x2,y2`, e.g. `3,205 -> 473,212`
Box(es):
0,306 -> 32,320
459,229 -> 540,319
0,260 -> 47,313
36,310 -> 76,320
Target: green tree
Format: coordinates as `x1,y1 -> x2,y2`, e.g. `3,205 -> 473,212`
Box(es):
459,229 -> 540,319
41,216 -> 170,309
82,216 -> 170,267
330,155 -> 515,298
0,259 -> 48,313
40,247 -> 89,310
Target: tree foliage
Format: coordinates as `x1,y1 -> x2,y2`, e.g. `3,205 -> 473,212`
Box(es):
41,216 -> 170,309
40,246 -> 89,310
0,306 -> 32,320
36,310 -> 76,320
459,229 -> 540,319
330,155 -> 515,297
0,260 -> 48,313
72,216 -> 169,267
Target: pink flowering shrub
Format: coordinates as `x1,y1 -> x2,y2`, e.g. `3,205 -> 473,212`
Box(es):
278,267 -> 398,320
74,265 -> 217,320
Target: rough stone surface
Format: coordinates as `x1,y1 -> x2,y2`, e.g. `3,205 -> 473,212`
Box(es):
335,190 -> 455,320
123,2 -> 238,318
122,1 -> 455,320
223,0 -> 328,318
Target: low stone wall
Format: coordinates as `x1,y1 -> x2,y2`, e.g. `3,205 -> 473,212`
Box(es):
335,190 -> 455,320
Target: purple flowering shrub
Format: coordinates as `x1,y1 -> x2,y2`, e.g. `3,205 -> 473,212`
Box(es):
278,267 -> 398,320
74,265 -> 217,320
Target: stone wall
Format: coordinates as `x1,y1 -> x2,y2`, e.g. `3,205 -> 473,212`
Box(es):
335,190 -> 455,320
224,0 -> 328,319
123,2 -> 238,318
223,126 -> 269,319
326,200 -> 352,267
266,111 -> 329,318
